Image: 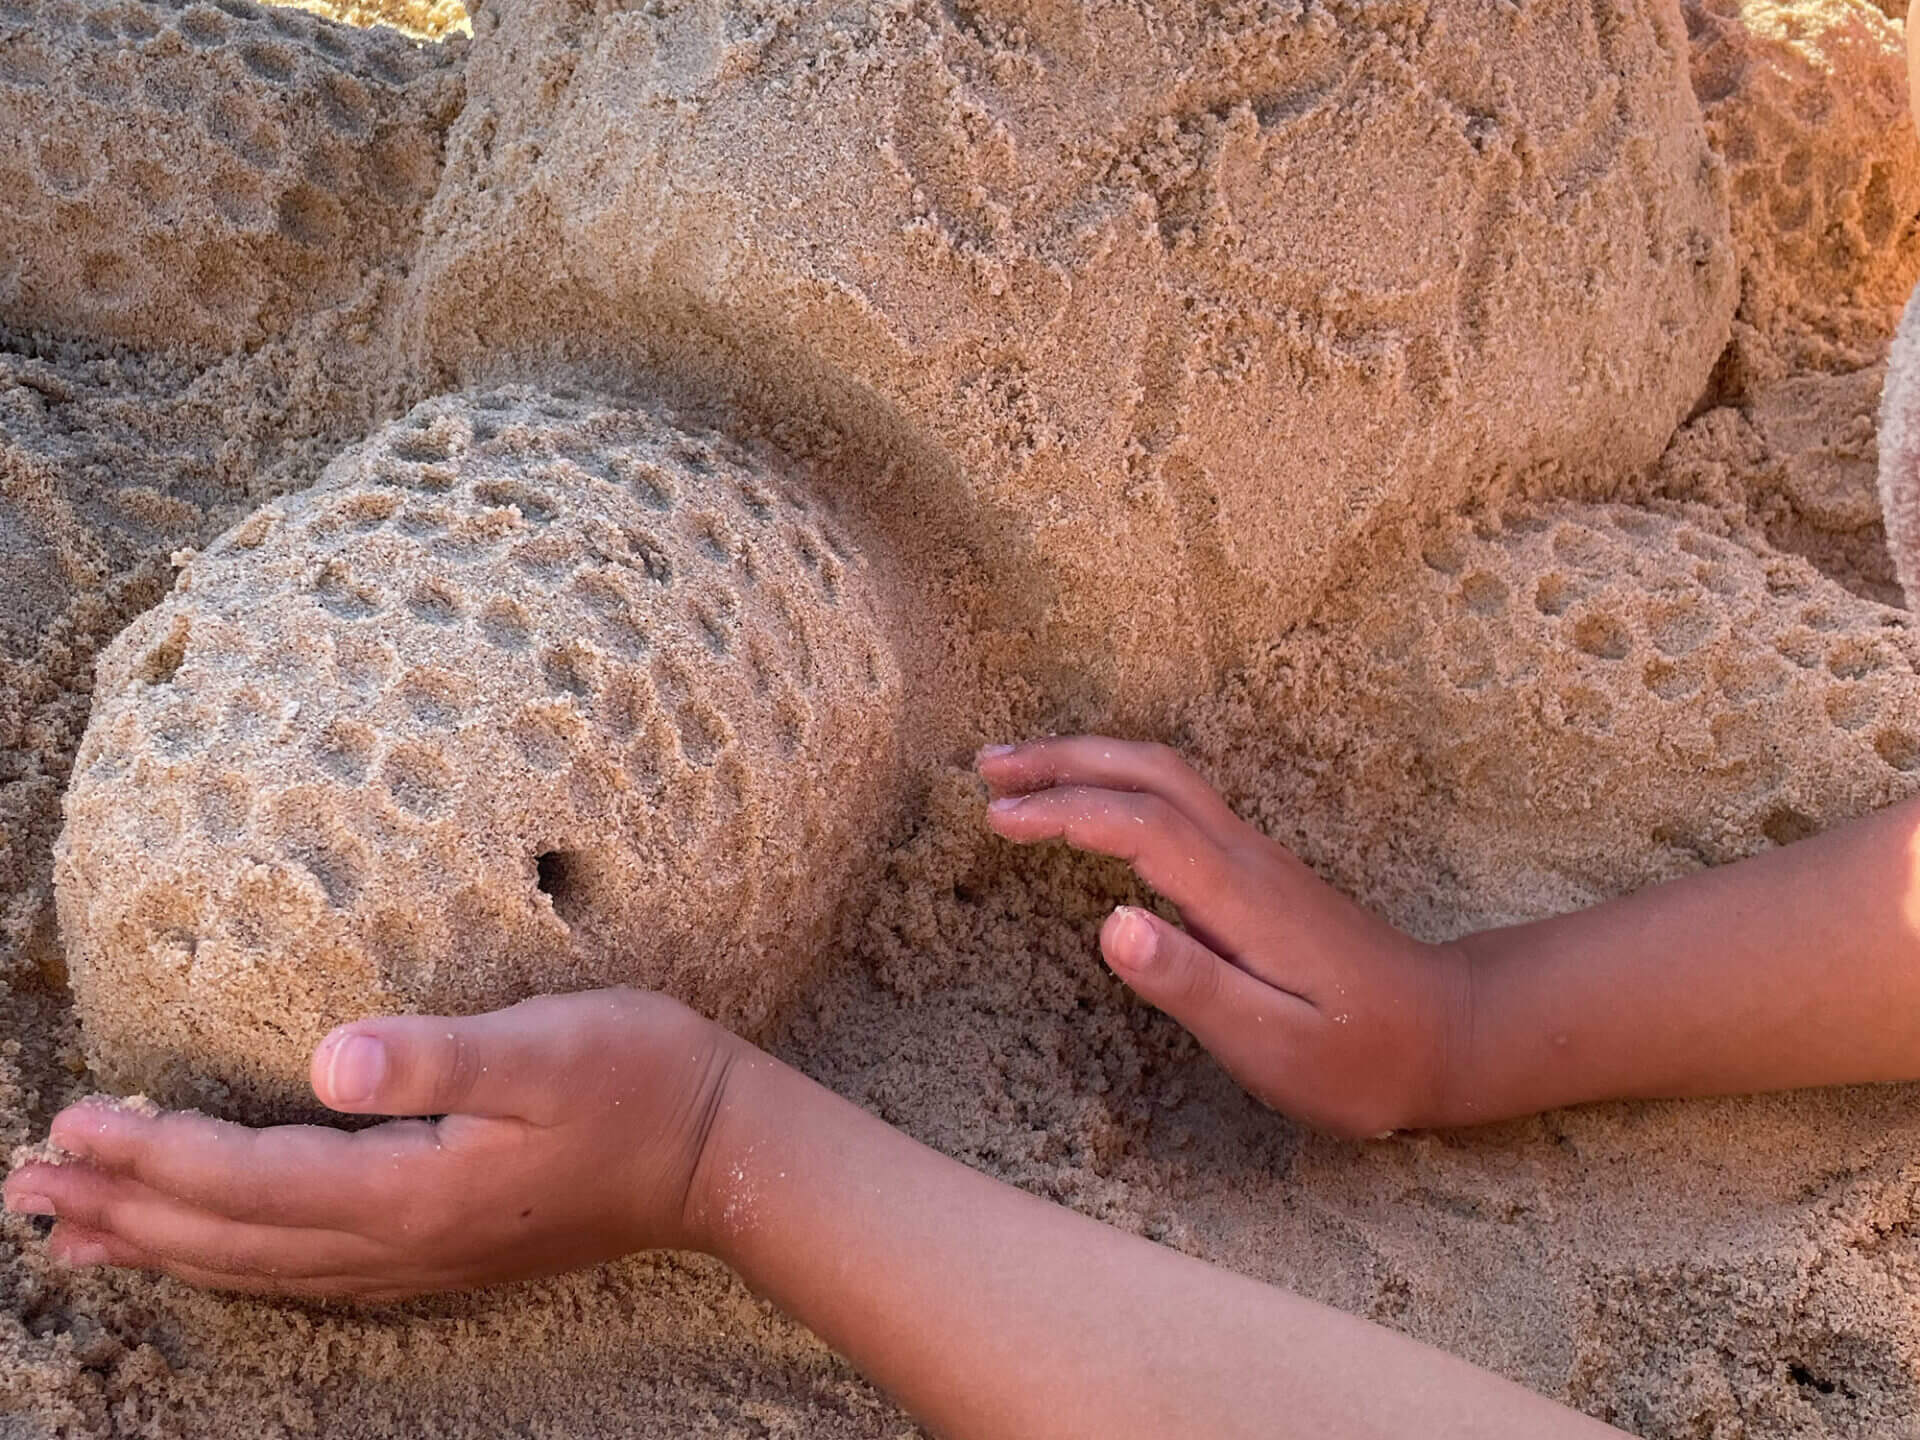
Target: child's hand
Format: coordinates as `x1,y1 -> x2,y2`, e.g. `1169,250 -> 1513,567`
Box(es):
2,989 -> 743,1299
980,737 -> 1470,1137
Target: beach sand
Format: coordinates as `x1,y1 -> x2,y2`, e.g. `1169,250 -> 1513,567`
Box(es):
6,0 -> 1920,1435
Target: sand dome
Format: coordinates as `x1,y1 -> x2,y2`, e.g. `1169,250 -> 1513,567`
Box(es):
55,387 -> 902,1121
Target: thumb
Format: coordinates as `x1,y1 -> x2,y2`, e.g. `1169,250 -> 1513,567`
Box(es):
310,995 -> 589,1121
1099,907 -> 1311,1103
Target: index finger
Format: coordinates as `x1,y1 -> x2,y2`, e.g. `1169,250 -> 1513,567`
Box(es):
977,737 -> 1250,846
46,1099 -> 444,1229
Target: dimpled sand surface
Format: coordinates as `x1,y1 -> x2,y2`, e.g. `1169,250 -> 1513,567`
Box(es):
5,0 -> 1920,1436
56,388 -> 902,1120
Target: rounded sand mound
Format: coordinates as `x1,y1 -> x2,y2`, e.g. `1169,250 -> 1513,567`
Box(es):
54,388 -> 903,1120
1303,494 -> 1920,920
0,0 -> 461,354
1685,0 -> 1920,391
409,0 -> 1737,710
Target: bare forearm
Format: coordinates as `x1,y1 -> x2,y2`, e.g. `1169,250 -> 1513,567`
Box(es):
1444,794 -> 1920,1124
692,1052 -> 1624,1440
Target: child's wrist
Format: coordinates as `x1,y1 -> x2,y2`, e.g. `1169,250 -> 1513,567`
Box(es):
1403,937 -> 1491,1131
674,1040 -> 794,1263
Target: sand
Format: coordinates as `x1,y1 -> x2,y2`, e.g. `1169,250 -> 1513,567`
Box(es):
56,387 -> 902,1120
4,0 -> 1920,1435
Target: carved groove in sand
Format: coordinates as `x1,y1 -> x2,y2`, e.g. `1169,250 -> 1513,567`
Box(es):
56,389 -> 901,1119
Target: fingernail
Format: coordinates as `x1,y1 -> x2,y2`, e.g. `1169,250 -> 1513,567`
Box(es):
977,744 -> 1016,760
5,1192 -> 54,1217
62,1240 -> 110,1267
988,794 -> 1025,812
1108,908 -> 1158,972
326,1034 -> 386,1107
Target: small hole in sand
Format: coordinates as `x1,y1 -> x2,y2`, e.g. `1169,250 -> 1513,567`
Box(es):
276,183 -> 342,249
736,481 -> 774,522
478,597 -> 532,651
1786,1363 -> 1838,1397
673,439 -> 715,474
407,581 -> 464,625
693,604 -> 732,657
696,517 -> 734,563
1571,612 -> 1630,661
512,706 -> 576,771
1645,597 -> 1713,657
1609,507 -> 1660,538
285,829 -> 365,908
672,701 -> 727,767
625,529 -> 671,584
317,70 -> 372,135
382,743 -> 454,817
1760,806 -> 1817,848
791,529 -> 823,573
534,849 -> 596,930
1775,629 -> 1823,668
541,644 -> 595,698
1827,639 -> 1882,681
1460,572 -> 1507,617
313,719 -> 375,784
1642,658 -> 1698,701
399,668 -> 469,728
1558,685 -> 1612,731
139,618 -> 190,685
178,6 -> 227,43
335,491 -> 399,530
1535,574 -> 1578,617
314,563 -> 380,619
1825,686 -> 1875,732
617,457 -> 676,511
513,534 -> 582,581
1420,537 -> 1465,575
391,430 -> 452,464
1875,729 -> 1920,773
475,479 -> 559,524
240,38 -> 294,81
1551,525 -> 1609,572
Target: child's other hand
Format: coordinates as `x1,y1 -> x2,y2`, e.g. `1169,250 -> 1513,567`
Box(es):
980,737 -> 1469,1138
2,990 -> 743,1299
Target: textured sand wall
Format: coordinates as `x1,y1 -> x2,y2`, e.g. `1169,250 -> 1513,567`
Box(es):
406,0 -> 1737,713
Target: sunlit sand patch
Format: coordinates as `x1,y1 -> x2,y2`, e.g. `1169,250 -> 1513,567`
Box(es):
266,0 -> 470,41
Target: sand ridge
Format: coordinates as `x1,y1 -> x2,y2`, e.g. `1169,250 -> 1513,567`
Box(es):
4,0 -> 1920,1435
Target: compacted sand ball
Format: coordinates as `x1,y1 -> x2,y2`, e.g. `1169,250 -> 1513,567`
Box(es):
55,388 -> 903,1121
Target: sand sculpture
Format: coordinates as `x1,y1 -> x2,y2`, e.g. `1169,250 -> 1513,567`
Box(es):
11,0 -> 1920,1427
54,389 -> 900,1118
11,0 -> 1755,1113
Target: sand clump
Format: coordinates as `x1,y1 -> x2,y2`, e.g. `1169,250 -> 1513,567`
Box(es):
5,0 -> 1920,1437
0,0 -> 461,356
1686,0 -> 1920,391
56,388 -> 902,1118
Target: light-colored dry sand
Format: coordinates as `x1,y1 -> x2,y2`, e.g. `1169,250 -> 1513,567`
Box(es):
5,0 -> 1920,1436
58,387 -> 902,1120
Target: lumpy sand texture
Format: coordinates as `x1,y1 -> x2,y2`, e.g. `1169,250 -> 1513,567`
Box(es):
55,389 -> 902,1118
8,0 -> 1920,1436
